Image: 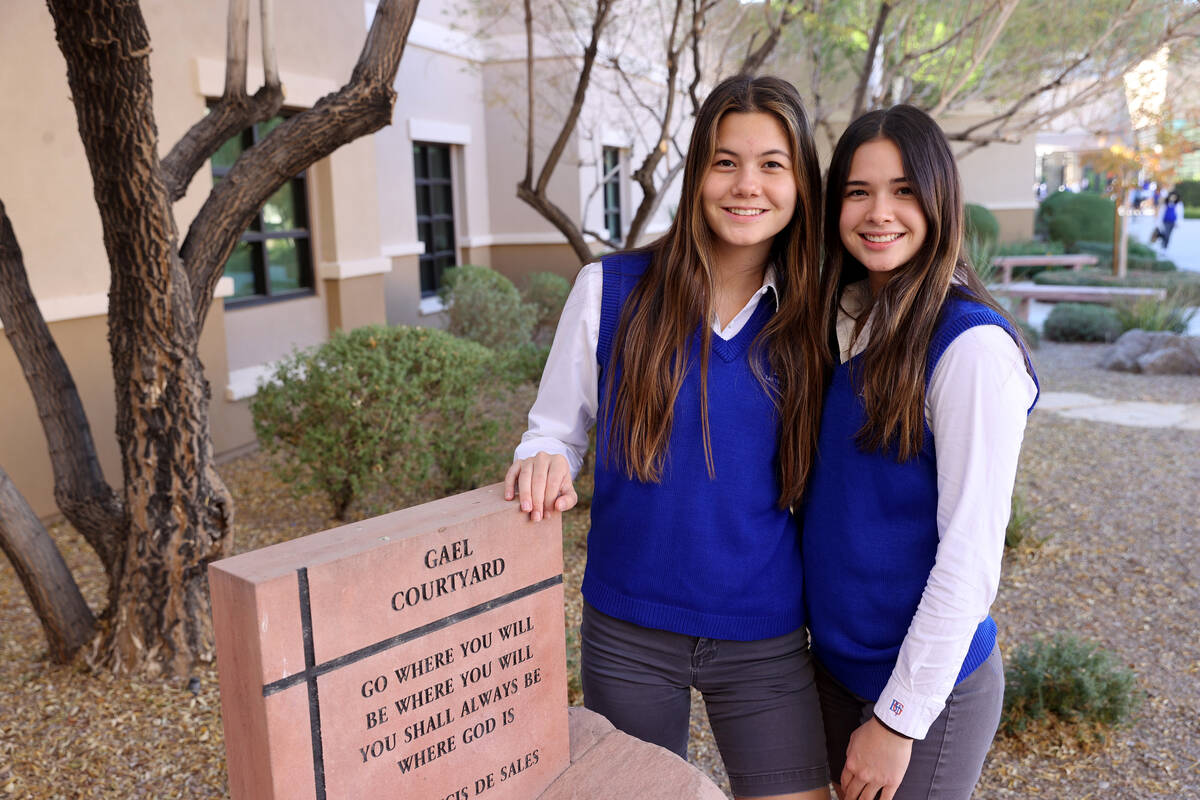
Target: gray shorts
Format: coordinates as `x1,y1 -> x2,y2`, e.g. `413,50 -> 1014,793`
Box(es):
580,602 -> 829,796
815,645 -> 1004,800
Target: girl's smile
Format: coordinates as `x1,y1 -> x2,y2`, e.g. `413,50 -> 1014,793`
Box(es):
701,111 -> 797,267
838,137 -> 927,292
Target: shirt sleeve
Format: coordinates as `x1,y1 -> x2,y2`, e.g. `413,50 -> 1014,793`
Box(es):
873,324 -> 1037,739
513,262 -> 603,478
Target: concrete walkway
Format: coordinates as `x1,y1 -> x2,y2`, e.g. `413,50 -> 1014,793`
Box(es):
1038,391 -> 1200,429
1126,213 -> 1199,273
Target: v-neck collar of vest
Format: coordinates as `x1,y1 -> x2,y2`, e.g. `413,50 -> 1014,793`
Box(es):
706,292 -> 775,363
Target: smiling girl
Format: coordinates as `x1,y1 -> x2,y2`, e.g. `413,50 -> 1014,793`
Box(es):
504,75 -> 829,800
802,105 -> 1038,800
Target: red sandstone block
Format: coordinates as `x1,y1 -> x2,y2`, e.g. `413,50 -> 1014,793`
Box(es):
210,484 -> 569,800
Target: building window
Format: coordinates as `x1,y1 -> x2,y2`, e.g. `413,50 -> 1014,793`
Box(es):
211,114 -> 314,305
413,142 -> 456,296
602,146 -> 622,242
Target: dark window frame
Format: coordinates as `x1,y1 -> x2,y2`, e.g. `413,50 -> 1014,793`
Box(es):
212,112 -> 316,309
413,142 -> 457,297
602,146 -> 622,243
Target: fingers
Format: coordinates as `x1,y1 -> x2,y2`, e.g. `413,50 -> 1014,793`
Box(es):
503,460 -> 521,500
507,453 -> 574,520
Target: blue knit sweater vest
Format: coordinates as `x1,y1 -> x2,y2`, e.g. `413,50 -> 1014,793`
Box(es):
582,252 -> 804,641
803,294 -> 1038,701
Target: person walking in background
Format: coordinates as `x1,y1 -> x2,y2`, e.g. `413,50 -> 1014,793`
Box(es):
802,105 -> 1038,800
504,75 -> 830,800
1152,191 -> 1183,248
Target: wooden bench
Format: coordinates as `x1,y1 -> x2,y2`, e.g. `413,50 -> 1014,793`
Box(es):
990,281 -> 1167,322
990,254 -> 1099,283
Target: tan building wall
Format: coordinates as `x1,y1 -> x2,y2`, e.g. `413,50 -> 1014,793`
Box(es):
0,1 -> 393,518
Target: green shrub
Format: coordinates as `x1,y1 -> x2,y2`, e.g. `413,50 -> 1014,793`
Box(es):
996,239 -> 1065,257
1043,303 -> 1122,343
1004,490 -> 1042,550
250,325 -> 499,520
1073,240 -> 1176,273
440,265 -> 533,351
1030,268 -> 1200,291
521,272 -> 571,343
1112,295 -> 1197,334
1001,634 -> 1139,736
1173,179 -> 1200,207
965,204 -> 1000,245
965,229 -> 999,284
498,341 -> 552,385
1036,192 -> 1115,249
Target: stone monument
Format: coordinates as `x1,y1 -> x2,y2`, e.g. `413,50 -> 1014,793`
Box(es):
210,484 -> 569,800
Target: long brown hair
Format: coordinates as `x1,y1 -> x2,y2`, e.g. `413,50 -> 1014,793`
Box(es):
819,104 -> 1029,460
603,75 -> 824,506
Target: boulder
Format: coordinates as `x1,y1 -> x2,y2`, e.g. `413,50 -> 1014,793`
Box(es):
1138,344 -> 1200,375
538,707 -> 727,800
1101,330 -> 1200,375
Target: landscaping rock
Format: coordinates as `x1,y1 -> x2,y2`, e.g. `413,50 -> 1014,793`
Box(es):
1100,330 -> 1200,375
1138,345 -> 1200,375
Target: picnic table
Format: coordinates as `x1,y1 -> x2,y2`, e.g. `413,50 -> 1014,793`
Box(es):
991,254 -> 1099,283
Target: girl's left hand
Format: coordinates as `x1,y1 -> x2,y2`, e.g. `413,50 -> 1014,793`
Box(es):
839,717 -> 912,800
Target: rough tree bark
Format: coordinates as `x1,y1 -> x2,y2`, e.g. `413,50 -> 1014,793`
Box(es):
0,0 -> 417,674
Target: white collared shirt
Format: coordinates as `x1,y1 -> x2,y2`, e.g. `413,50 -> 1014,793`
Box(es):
515,261 -> 779,474
837,281 -> 1038,738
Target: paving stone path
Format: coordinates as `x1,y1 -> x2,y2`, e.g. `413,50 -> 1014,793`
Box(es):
1038,391 -> 1200,429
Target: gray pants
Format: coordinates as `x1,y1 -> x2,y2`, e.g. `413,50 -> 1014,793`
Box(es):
815,646 -> 1004,800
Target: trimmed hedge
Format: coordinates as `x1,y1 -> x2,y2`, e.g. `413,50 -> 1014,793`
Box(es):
440,265 -> 533,351
1072,240 -> 1177,273
1172,179 -> 1200,207
1030,268 -> 1200,290
1043,303 -> 1122,343
1036,192 -> 1115,250
996,239 -> 1065,257
965,203 -> 1000,244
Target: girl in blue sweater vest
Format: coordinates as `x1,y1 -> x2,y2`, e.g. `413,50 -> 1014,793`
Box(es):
803,106 -> 1038,800
504,76 -> 830,799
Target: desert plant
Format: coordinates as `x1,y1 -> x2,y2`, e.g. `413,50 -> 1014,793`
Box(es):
1073,241 -> 1176,273
440,264 -> 533,351
965,229 -> 999,284
498,341 -> 552,385
1001,634 -> 1139,736
522,272 -> 571,343
1112,293 -> 1197,334
1043,303 -> 1123,343
250,325 -> 498,520
1004,490 -> 1042,550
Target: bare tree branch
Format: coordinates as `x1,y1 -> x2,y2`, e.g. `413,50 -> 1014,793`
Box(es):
740,4 -> 795,76
160,0 -> 284,203
517,0 -> 614,262
851,0 -> 893,120
0,198 -> 124,570
182,0 -> 420,329
928,0 -> 1020,117
0,464 -> 95,663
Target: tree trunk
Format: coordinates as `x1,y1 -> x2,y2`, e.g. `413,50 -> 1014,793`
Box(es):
48,0 -> 234,676
0,466 -> 96,663
1113,202 -> 1128,278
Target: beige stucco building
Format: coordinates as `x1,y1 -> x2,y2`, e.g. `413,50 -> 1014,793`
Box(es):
0,0 -> 1037,520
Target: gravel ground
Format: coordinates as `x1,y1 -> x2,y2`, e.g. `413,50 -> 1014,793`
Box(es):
0,341 -> 1196,798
